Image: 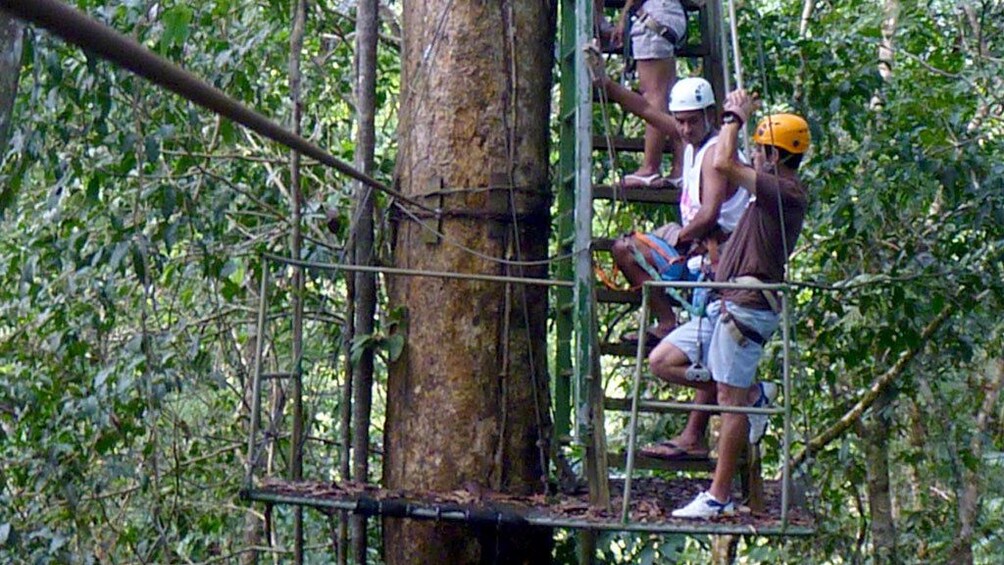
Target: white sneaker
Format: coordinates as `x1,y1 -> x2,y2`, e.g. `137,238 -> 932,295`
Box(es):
671,491 -> 736,519
748,381 -> 779,444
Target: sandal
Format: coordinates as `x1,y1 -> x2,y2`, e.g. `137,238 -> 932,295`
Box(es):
638,441 -> 709,461
620,325 -> 674,346
620,172 -> 663,188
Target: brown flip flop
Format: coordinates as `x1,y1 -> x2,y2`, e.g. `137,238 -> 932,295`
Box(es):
637,441 -> 709,461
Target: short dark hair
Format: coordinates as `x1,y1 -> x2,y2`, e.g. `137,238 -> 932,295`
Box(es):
766,145 -> 803,171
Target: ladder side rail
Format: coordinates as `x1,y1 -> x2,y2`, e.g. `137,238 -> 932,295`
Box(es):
554,0 -> 580,444
572,0 -> 595,445
781,289 -> 792,527
621,285 -> 651,522
245,257 -> 271,491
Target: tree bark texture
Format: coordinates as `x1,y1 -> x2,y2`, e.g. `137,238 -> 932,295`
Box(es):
864,389 -> 898,564
351,0 -> 379,562
950,358 -> 1004,564
384,1 -> 555,563
0,12 -> 24,156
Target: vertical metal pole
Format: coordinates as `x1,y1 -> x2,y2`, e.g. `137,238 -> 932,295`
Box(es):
718,2 -> 732,95
245,258 -> 270,490
572,0 -> 594,445
780,289 -> 791,526
726,0 -> 744,91
554,0 -> 580,444
621,284 -> 651,523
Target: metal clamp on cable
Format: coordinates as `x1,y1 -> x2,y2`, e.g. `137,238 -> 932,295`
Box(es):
685,362 -> 711,382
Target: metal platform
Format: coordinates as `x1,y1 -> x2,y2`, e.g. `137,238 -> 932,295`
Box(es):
244,477 -> 816,536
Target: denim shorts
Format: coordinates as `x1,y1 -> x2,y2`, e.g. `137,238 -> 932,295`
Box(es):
665,300 -> 779,388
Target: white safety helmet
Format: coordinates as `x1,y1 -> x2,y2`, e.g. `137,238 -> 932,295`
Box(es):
668,77 -> 715,112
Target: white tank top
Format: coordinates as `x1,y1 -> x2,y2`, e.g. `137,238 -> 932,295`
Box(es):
678,134 -> 750,233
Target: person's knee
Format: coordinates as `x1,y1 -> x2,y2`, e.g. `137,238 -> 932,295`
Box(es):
612,237 -> 633,266
715,382 -> 748,407
649,342 -> 685,376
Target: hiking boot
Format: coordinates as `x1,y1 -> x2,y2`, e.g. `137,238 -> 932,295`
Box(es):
748,381 -> 778,445
671,491 -> 735,519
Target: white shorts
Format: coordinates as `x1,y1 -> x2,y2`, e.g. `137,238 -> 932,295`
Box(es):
631,0 -> 688,60
665,300 -> 780,388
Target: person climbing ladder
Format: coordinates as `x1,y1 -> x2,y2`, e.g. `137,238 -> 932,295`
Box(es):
612,0 -> 689,188
585,44 -> 749,343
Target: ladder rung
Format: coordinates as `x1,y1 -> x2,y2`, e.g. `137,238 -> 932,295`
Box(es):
599,42 -> 709,59
604,0 -> 706,12
599,341 -> 652,357
607,451 -> 716,472
592,238 -> 615,252
596,287 -> 639,304
591,135 -> 673,154
605,396 -> 786,416
592,184 -> 681,204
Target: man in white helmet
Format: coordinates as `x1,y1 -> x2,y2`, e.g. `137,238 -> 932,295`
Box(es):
586,48 -> 750,352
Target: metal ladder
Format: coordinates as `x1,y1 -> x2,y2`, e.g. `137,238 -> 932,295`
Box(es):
554,0 -> 798,524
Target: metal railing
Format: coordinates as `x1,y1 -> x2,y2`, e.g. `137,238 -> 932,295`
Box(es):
620,278 -> 794,527
243,253 -> 572,493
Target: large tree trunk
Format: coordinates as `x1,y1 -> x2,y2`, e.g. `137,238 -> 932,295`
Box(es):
0,12 -> 24,155
384,1 -> 555,563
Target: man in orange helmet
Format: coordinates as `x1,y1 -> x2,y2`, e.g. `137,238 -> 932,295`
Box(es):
648,88 -> 812,518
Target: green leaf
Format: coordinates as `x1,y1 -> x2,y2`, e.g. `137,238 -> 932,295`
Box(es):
384,334 -> 405,363
160,6 -> 193,53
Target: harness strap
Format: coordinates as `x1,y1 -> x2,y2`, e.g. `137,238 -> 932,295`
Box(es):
731,275 -> 781,313
632,233 -> 687,272
635,8 -> 685,47
720,312 -> 767,346
626,235 -> 703,317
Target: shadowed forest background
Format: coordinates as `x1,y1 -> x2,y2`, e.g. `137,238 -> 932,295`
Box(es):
1,0 -> 1003,563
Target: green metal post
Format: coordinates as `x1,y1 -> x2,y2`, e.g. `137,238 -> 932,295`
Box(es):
554,0 -> 591,443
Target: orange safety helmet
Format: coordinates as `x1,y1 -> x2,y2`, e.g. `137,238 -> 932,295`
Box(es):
753,114 -> 810,154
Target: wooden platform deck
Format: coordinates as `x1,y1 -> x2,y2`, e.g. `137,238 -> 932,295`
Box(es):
244,476 -> 816,536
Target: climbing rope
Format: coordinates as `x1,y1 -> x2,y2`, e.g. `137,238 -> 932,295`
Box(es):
747,2 -> 823,521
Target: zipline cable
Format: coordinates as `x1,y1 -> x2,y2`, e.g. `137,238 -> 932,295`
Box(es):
2,0 -> 596,269
0,0 -> 433,215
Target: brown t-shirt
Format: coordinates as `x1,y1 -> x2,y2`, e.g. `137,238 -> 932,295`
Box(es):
715,172 -> 807,310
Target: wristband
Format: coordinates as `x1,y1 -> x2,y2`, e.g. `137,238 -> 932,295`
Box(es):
722,111 -> 744,126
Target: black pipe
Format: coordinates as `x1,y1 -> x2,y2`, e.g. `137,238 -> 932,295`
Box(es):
0,0 -> 433,213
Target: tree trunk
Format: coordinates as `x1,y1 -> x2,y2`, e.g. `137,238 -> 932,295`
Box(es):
287,0 -> 307,561
949,358 -> 1004,564
864,389 -> 898,564
384,1 -> 555,563
0,12 -> 24,155
351,0 -> 379,562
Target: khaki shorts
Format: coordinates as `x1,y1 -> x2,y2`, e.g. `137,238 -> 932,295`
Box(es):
665,300 -> 779,388
631,0 -> 688,60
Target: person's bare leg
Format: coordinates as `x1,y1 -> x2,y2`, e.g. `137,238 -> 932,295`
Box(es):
648,339 -> 714,453
628,58 -> 675,183
612,238 -> 678,331
707,382 -> 751,503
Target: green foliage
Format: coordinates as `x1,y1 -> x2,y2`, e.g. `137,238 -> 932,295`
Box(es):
0,0 -> 399,561
2,0 -> 1003,562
